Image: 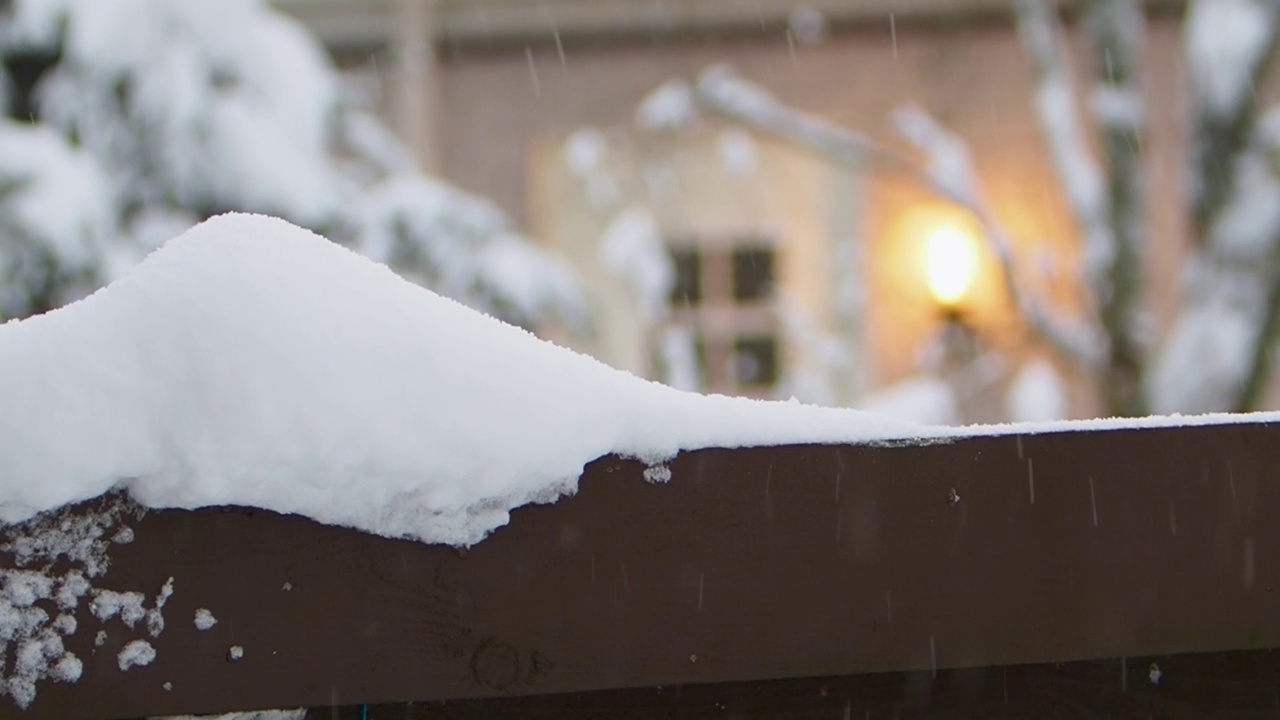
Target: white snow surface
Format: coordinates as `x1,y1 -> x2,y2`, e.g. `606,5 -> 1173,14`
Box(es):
1006,359 -> 1068,423
155,710 -> 305,720
117,639 -> 155,671
636,80 -> 696,131
892,106 -> 979,206
661,327 -> 702,392
193,608 -> 217,631
1185,0 -> 1276,119
0,214 -> 922,546
28,0 -> 347,227
1148,298 -> 1255,414
355,173 -> 585,329
787,5 -> 828,45
1034,77 -> 1112,286
0,119 -> 114,317
599,207 -> 673,323
563,128 -> 607,177
717,128 -> 759,175
0,120 -> 112,269
859,376 -> 959,427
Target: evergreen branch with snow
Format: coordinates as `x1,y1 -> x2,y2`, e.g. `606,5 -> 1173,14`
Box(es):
0,0 -> 584,331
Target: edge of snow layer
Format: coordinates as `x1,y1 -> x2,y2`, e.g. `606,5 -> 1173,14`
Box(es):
3,213 -> 1280,546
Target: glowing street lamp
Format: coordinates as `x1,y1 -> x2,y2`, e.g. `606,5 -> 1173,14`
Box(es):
924,223 -> 980,310
920,219 -> 983,373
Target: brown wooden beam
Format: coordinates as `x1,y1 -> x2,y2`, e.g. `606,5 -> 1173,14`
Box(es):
308,649 -> 1280,719
5,420 -> 1280,719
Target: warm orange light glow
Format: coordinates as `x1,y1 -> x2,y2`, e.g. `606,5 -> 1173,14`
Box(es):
924,222 -> 980,307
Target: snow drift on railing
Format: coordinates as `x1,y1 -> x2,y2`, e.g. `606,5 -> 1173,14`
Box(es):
0,213 -> 925,547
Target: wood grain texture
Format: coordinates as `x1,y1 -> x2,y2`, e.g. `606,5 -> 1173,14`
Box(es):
5,421 -> 1280,719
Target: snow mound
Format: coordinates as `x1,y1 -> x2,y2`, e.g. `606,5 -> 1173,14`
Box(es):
0,214 -> 924,546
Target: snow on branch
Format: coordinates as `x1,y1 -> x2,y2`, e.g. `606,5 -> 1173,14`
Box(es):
1149,3 -> 1280,414
1014,0 -> 1114,308
0,120 -> 114,320
1150,114 -> 1280,413
353,173 -> 588,330
1015,0 -> 1148,415
1187,0 -> 1278,123
1221,109 -> 1280,410
0,0 -> 586,340
690,65 -> 1103,369
1082,0 -> 1148,415
1185,0 -> 1280,241
693,66 -> 918,177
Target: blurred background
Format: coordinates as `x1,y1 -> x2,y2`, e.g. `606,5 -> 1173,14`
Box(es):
1,0 -> 1276,426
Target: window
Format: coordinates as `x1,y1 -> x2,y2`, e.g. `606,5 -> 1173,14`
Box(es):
732,246 -> 774,302
669,248 -> 702,307
732,336 -> 779,387
664,233 -> 780,394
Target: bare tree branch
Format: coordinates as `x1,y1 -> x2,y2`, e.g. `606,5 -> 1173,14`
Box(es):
692,66 -> 1104,371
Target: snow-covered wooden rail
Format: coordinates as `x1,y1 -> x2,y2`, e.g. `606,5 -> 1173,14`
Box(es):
7,420 -> 1280,719
3,216 -> 1279,718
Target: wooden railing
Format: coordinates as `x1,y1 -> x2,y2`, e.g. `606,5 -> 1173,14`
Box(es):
5,419 -> 1280,718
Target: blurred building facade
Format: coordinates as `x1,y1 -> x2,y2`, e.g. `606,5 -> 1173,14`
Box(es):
277,0 -> 1199,421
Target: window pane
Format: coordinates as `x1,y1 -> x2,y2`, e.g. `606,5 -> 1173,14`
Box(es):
732,246 -> 774,302
670,248 -> 702,307
732,336 -> 779,387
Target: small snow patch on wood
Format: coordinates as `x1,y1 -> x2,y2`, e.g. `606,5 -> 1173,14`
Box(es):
117,640 -> 155,671
194,608 -> 217,631
643,465 -> 672,483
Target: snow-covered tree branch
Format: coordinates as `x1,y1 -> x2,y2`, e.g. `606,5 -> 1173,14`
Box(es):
1151,0 -> 1280,413
1082,0 -> 1148,416
0,0 -> 583,329
1186,0 -> 1280,245
689,66 -> 1104,371
1015,0 -> 1147,415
